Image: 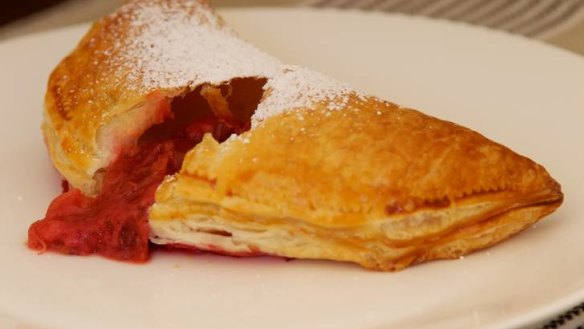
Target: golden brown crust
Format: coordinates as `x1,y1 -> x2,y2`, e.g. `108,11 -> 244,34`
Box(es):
44,2 -> 156,195
43,0 -> 563,270
149,94 -> 563,271
43,0 -> 278,195
172,94 -> 560,218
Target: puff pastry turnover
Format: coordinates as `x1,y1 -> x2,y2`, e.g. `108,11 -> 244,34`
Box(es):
29,0 -> 563,271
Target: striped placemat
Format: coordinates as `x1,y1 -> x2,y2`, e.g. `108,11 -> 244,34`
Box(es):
307,0 -> 584,53
1,0 -> 583,53
309,0 -> 584,37
540,302 -> 584,329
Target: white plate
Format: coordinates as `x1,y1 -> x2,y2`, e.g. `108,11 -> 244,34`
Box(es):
0,8 -> 583,329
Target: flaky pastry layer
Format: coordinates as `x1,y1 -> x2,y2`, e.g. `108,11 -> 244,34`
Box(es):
149,95 -> 563,270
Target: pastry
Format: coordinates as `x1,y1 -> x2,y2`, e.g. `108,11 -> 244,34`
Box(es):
29,0 -> 279,261
149,67 -> 562,270
29,0 -> 563,270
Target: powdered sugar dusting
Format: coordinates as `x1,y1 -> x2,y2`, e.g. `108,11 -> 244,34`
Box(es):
113,0 -> 281,91
100,0 -> 359,125
252,66 -> 353,127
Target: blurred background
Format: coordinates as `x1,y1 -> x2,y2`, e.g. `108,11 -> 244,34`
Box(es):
0,0 -> 300,40
0,0 -> 583,54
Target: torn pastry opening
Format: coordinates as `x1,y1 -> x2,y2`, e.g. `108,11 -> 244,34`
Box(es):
27,78 -> 267,262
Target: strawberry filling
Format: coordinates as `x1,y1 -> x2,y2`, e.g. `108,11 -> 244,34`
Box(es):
27,79 -> 264,262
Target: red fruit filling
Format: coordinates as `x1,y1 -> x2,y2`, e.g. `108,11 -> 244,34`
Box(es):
28,79 -> 265,261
